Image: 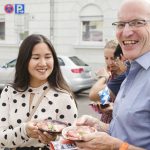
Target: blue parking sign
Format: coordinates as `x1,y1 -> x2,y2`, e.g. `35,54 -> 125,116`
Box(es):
15,4 -> 25,14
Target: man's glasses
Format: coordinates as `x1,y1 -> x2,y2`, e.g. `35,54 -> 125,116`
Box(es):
112,19 -> 150,30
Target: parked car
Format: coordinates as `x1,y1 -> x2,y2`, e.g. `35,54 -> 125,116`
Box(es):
0,56 -> 95,93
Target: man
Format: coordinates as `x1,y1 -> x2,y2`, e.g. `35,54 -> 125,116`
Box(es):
74,0 -> 150,149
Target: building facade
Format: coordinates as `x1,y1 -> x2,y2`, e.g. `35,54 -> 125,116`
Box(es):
0,0 -> 122,69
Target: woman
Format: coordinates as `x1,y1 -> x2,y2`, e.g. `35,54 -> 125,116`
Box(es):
0,34 -> 78,149
89,40 -> 127,123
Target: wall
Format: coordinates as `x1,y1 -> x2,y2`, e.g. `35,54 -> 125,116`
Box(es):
0,0 -> 123,70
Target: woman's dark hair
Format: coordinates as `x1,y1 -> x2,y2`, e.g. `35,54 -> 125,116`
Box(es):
114,44 -> 123,59
13,34 -> 72,94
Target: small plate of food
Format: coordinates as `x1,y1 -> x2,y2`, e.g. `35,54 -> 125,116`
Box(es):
37,119 -> 68,135
62,125 -> 97,141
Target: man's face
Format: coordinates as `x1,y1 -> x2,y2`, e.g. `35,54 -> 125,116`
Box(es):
115,0 -> 150,60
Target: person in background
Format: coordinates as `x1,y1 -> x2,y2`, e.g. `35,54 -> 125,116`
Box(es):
74,0 -> 150,149
0,34 -> 78,150
89,41 -> 127,123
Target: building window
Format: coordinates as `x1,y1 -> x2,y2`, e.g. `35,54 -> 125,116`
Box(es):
15,13 -> 29,41
19,31 -> 29,40
79,4 -> 103,44
0,15 -> 5,40
82,20 -> 103,42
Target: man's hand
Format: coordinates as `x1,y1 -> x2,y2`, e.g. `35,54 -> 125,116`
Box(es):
75,115 -> 107,132
75,132 -> 122,150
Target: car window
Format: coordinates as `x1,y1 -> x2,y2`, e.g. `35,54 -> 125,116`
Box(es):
69,56 -> 88,66
58,57 -> 65,66
7,59 -> 17,68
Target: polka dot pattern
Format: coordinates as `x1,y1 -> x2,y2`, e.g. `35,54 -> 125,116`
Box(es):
0,83 -> 78,147
28,89 -> 33,92
2,103 -> 6,106
4,88 -> 8,92
34,115 -> 38,119
74,114 -> 77,118
22,103 -> 26,107
1,118 -> 6,121
55,109 -> 59,113
9,125 -> 13,129
4,134 -> 7,140
48,117 -> 52,120
13,91 -> 17,94
1,143 -> 5,146
17,119 -> 22,124
60,114 -> 64,119
21,94 -> 25,98
12,141 -> 16,145
26,112 -> 30,117
13,99 -> 17,103
41,108 -> 46,112
68,123 -> 71,126
54,93 -> 58,97
48,101 -> 53,105
43,86 -> 48,90
66,105 -> 71,109
15,132 -> 17,137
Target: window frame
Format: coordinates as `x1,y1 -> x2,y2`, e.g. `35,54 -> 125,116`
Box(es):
80,15 -> 103,44
0,14 -> 5,40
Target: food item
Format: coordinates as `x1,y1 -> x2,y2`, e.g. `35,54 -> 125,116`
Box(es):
49,138 -> 77,150
37,119 -> 68,134
62,126 -> 96,140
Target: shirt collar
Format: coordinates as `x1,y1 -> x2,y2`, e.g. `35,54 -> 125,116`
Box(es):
28,82 -> 49,94
133,51 -> 150,70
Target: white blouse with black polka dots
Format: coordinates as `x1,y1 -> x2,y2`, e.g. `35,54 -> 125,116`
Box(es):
0,82 -> 78,149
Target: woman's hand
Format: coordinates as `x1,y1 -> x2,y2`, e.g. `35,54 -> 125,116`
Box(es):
95,67 -> 111,80
37,130 -> 57,144
25,121 -> 39,139
89,102 -> 113,114
99,102 -> 113,113
25,121 -> 57,144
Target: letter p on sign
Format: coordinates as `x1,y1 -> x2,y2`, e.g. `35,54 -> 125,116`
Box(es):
15,4 -> 25,14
